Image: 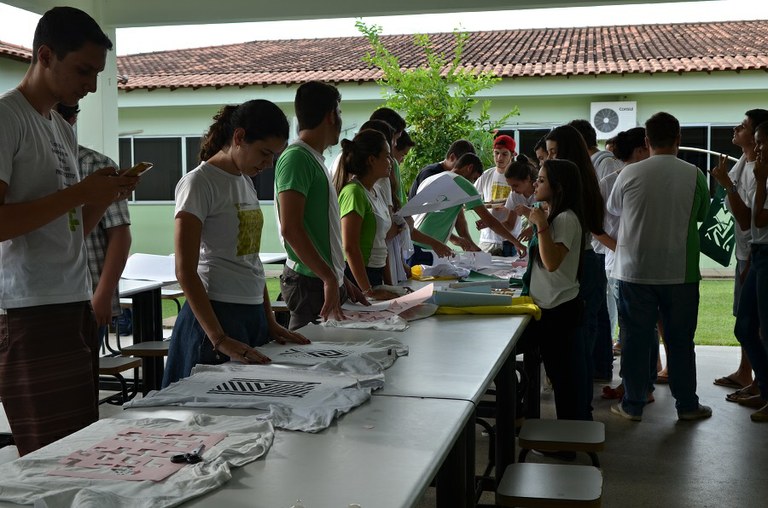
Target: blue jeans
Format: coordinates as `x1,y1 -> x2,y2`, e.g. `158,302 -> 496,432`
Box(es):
734,244 -> 768,399
607,275 -> 620,342
578,249 -> 608,419
618,281 -> 701,415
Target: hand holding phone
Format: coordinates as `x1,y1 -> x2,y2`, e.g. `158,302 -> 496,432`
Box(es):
121,162 -> 153,177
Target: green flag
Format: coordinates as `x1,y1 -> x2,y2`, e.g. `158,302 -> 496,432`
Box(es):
699,185 -> 735,267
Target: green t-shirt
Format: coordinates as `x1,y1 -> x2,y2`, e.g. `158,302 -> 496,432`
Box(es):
275,143 -> 342,279
413,172 -> 483,247
392,159 -> 407,206
338,181 -> 376,265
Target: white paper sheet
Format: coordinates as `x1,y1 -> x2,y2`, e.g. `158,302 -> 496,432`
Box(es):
121,253 -> 177,282
341,283 -> 433,314
397,173 -> 477,217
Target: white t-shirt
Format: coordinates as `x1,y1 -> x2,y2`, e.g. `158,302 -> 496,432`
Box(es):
474,167 -> 512,244
0,89 -> 91,308
598,168 -> 622,272
607,154 -> 709,284
503,191 -> 536,237
592,150 -> 623,181
529,209 -> 582,309
175,162 -> 266,304
725,155 -> 755,259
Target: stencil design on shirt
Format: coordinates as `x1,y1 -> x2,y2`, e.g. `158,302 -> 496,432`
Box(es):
208,378 -> 320,398
236,206 -> 263,256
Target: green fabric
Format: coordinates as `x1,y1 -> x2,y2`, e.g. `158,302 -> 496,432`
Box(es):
414,174 -> 483,247
274,144 -> 332,278
392,159 -> 407,206
338,181 -> 376,265
698,184 -> 735,267
684,170 -> 711,281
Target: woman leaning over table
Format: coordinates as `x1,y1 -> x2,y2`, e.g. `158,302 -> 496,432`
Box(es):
335,129 -> 399,300
162,100 -> 309,388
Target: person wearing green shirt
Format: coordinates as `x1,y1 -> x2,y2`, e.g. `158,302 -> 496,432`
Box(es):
408,153 -> 528,266
336,129 -> 399,301
275,81 -> 367,330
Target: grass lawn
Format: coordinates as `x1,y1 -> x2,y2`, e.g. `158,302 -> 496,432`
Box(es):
161,278 -> 739,347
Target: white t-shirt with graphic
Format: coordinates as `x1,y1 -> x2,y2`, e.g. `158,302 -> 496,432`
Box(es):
0,89 -> 91,308
175,162 -> 266,304
475,167 -> 512,244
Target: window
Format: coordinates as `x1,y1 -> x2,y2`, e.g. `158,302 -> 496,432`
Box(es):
119,136 -> 201,202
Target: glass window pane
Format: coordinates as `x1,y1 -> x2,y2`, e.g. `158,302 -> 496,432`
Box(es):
518,129 -> 551,160
133,138 -> 182,201
250,166 -> 275,201
185,137 -> 202,172
679,126 -> 708,170
118,138 -> 132,171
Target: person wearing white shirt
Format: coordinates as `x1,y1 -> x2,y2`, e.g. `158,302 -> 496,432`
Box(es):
709,109 -> 768,396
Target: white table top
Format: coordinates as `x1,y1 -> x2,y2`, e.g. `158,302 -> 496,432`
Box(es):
298,313 -> 529,404
259,252 -> 287,265
112,396 -> 474,508
118,278 -> 162,297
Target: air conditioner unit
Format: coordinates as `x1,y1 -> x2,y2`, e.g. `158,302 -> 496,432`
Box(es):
590,101 -> 637,140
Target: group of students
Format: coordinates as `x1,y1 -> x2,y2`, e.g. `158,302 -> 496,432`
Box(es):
5,6 -> 768,463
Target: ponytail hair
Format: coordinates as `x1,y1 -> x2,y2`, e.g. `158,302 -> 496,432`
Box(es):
613,127 -> 646,162
333,129 -> 388,194
198,99 -> 289,162
504,153 -> 538,181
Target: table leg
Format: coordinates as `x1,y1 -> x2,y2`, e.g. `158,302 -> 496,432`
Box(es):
494,349 -> 517,486
131,287 -> 165,394
436,419 -> 470,507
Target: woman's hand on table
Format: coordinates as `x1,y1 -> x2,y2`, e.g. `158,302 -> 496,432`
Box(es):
368,288 -> 400,300
216,336 -> 271,364
268,321 -> 311,345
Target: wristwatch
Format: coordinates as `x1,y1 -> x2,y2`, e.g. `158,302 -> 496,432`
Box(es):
728,183 -> 738,194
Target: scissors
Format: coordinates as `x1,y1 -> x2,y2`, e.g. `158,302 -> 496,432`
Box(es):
170,444 -> 205,464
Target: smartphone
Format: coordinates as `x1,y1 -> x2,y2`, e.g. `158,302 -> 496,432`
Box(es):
122,162 -> 153,177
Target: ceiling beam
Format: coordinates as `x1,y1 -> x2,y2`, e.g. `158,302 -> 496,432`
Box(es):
2,0 -> 703,27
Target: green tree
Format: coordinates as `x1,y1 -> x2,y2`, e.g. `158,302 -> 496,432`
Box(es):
356,21 -> 518,191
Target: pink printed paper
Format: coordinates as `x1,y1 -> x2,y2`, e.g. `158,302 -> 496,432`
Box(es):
48,428 -> 226,482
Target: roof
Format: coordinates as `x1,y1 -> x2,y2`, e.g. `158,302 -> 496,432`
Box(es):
4,20 -> 768,90
0,40 -> 32,63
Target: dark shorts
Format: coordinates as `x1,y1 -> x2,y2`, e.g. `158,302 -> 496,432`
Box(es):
0,302 -> 98,456
280,266 -> 347,331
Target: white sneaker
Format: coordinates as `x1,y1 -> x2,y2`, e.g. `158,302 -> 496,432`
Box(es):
677,404 -> 712,421
611,403 -> 641,421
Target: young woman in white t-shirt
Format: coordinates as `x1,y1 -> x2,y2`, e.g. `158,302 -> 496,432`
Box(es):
518,158 -> 588,420
163,100 -> 309,387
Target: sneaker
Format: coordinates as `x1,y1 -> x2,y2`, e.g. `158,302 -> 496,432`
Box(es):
677,404 -> 712,421
611,403 -> 641,421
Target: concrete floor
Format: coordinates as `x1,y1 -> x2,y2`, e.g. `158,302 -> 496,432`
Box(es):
417,345 -> 768,507
3,346 -> 766,507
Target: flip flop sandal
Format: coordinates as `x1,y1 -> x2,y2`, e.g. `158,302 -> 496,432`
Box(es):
714,375 -> 746,389
726,387 -> 758,403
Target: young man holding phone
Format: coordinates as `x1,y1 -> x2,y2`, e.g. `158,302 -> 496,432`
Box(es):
0,7 -> 138,455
